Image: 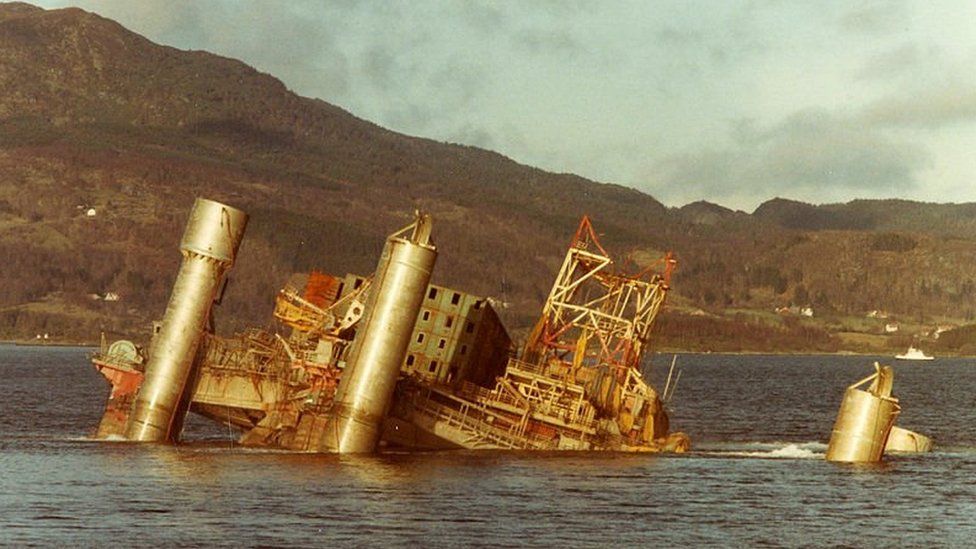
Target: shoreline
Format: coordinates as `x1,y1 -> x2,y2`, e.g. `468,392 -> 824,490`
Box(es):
4,339 -> 966,358
1,339 -> 97,348
652,348 -> 972,358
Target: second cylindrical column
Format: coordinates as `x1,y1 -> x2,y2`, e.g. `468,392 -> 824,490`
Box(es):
322,214 -> 436,453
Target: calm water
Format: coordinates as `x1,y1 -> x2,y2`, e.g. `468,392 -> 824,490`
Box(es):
2,344 -> 976,547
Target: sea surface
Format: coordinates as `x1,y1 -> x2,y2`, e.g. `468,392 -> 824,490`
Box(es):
2,344 -> 975,547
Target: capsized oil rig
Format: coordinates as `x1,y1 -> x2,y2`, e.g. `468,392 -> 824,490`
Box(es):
91,198 -> 690,453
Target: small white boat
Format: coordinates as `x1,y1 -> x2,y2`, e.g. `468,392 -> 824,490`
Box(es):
895,346 -> 934,361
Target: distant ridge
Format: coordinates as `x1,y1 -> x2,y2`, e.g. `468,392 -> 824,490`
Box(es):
752,198 -> 876,230
752,197 -> 976,237
675,200 -> 743,225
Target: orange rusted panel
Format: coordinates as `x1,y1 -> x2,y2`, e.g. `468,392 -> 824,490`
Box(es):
304,270 -> 342,308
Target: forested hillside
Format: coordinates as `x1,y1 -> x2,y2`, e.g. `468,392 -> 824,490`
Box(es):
2,3 -> 975,353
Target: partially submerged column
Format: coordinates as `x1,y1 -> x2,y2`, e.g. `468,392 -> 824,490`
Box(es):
885,425 -> 933,453
125,198 -> 248,442
322,212 -> 436,453
825,362 -> 900,463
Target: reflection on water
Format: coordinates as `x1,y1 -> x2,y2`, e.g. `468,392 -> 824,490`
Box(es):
2,345 -> 976,545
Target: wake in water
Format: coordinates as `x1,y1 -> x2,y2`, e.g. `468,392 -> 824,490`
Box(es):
696,441 -> 827,459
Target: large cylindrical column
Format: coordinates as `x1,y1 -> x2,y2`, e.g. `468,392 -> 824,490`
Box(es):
826,363 -> 900,463
323,214 -> 436,453
825,387 -> 899,462
125,198 -> 248,442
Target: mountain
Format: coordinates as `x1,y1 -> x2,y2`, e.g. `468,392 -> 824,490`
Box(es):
674,201 -> 744,226
2,3 -> 976,354
752,198 -> 866,230
753,197 -> 976,237
0,3 -> 668,338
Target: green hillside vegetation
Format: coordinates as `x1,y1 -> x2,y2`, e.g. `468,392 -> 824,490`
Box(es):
2,3 -> 976,355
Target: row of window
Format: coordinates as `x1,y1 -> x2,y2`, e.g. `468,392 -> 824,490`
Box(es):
415,332 -> 445,348
418,310 -> 477,333
404,344 -> 468,369
404,355 -> 451,375
424,290 -> 486,312
428,287 -> 463,305
413,332 -> 468,355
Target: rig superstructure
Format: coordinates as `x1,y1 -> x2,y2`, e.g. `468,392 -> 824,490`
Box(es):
91,198 -> 689,453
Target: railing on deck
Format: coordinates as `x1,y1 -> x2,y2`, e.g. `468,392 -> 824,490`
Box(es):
407,387 -> 560,451
200,332 -> 307,386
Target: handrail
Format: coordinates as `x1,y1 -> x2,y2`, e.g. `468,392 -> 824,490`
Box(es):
408,392 -> 559,450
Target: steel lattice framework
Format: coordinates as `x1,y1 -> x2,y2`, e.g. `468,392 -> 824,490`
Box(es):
524,216 -> 675,377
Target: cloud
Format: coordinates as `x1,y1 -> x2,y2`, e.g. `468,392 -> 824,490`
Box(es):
837,1 -> 910,35
853,38 -> 976,129
760,111 -> 929,188
451,2 -> 508,35
862,83 -> 976,129
648,109 -> 931,210
38,0 -> 356,99
445,124 -> 496,150
30,0 -> 976,211
376,55 -> 491,138
856,42 -> 924,81
514,29 -> 584,57
653,10 -> 767,70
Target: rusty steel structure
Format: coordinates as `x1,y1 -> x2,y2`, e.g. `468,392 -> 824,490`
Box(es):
523,216 -> 674,377
90,201 -> 687,454
384,216 -> 687,452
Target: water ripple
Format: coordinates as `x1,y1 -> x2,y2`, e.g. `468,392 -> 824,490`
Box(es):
3,346 -> 976,546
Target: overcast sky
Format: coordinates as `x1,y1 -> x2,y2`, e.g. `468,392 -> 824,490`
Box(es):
34,0 -> 976,211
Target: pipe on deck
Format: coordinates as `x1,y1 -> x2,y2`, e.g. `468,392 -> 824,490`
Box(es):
125,198 -> 248,442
